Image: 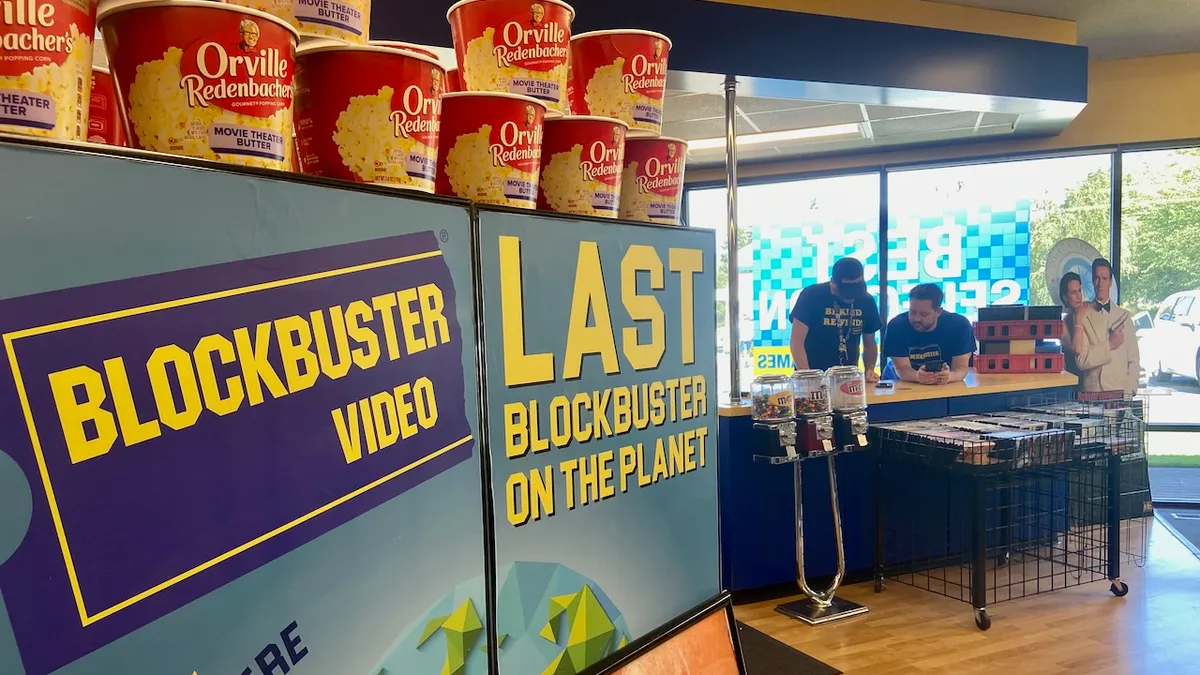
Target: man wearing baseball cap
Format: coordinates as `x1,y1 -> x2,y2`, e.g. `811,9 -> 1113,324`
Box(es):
788,257 -> 881,380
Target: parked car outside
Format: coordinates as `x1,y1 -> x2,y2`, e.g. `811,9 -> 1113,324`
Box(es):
1136,290 -> 1200,383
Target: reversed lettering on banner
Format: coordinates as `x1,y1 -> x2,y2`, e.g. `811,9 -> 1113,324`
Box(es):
752,210 -> 1032,374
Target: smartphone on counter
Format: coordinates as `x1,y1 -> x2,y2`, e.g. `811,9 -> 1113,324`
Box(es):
877,381 -> 895,389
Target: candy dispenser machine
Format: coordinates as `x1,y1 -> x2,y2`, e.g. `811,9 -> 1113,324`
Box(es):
791,369 -> 834,456
828,366 -> 869,450
750,375 -> 799,459
760,370 -> 869,626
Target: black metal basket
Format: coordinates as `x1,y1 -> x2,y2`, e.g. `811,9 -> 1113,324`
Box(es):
871,393 -> 1150,630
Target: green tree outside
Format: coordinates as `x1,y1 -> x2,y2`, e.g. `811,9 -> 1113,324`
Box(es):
1121,149 -> 1200,310
715,148 -> 1200,326
1028,149 -> 1200,313
716,228 -> 753,329
1027,168 -> 1114,306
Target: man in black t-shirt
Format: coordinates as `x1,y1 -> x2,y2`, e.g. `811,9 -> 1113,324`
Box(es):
788,257 -> 882,379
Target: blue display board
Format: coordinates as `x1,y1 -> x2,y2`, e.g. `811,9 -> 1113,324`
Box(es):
752,202 -> 1032,375
0,143 -> 488,675
475,210 -> 720,674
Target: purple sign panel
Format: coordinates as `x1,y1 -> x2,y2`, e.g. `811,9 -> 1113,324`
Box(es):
0,232 -> 475,675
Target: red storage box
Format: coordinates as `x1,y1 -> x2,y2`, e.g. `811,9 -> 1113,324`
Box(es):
974,353 -> 1066,374
974,320 -> 1066,341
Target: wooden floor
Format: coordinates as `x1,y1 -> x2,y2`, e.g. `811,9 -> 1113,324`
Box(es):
736,517 -> 1200,674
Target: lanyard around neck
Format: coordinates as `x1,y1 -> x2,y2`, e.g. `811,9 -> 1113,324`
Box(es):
833,298 -> 855,364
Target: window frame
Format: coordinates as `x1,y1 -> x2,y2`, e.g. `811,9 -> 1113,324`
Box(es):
1175,296 -> 1197,321
692,137 -> 1200,432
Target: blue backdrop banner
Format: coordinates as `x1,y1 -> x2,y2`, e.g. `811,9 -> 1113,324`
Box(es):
752,202 -> 1032,375
476,210 -> 721,675
0,143 -> 488,675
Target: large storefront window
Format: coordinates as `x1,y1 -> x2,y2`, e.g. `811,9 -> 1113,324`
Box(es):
1121,148 -> 1200,430
886,154 -> 1112,321
687,187 -> 741,397
688,174 -> 882,391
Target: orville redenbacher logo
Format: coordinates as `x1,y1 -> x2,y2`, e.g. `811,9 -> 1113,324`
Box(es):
390,76 -> 442,140
579,133 -> 621,182
181,19 -> 293,111
493,3 -> 568,67
489,104 -> 542,166
636,144 -> 683,193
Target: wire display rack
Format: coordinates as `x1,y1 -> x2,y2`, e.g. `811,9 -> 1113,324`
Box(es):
870,395 -> 1149,630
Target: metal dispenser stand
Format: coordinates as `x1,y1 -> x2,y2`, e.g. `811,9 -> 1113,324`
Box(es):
731,70 -> 866,624
754,431 -> 868,625
774,452 -> 869,625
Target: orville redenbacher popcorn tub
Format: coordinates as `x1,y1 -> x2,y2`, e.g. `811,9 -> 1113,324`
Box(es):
226,0 -> 371,45
368,40 -> 439,60
620,136 -> 687,225
88,65 -> 124,146
0,0 -> 97,141
569,29 -> 670,137
537,115 -> 626,218
436,91 -> 546,208
295,42 -> 444,191
99,0 -> 299,170
448,0 -> 573,116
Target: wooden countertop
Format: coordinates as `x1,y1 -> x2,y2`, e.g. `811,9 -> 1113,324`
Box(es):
719,370 -> 1079,417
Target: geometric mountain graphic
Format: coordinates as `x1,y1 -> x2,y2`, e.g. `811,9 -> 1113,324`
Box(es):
495,562 -> 631,674
415,597 -> 484,675
372,561 -> 630,675
539,584 -> 623,675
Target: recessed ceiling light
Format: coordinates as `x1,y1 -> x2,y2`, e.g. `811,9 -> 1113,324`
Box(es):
687,123 -> 863,151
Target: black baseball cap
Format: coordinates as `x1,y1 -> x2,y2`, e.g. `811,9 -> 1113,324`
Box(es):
832,257 -> 865,283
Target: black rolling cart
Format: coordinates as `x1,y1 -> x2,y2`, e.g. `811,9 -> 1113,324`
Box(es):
870,396 -> 1146,630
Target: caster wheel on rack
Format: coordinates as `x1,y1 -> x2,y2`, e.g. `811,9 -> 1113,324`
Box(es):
1110,581 -> 1130,597
974,609 -> 991,631
874,577 -> 886,593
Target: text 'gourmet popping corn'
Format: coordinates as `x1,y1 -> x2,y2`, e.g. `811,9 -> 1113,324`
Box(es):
0,22 -> 93,140
127,47 -> 294,170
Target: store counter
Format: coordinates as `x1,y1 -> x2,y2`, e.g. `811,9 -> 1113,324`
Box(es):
718,370 -> 1079,593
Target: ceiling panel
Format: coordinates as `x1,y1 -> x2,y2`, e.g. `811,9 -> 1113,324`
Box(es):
735,97 -> 844,115
975,124 -> 1020,138
871,111 -> 982,138
980,112 -> 1021,129
667,117 -> 757,141
663,94 -> 726,124
686,134 -> 873,165
746,105 -> 866,132
769,136 -> 872,154
872,127 -> 993,147
659,84 -> 1025,166
705,145 -> 787,163
863,104 -> 955,121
